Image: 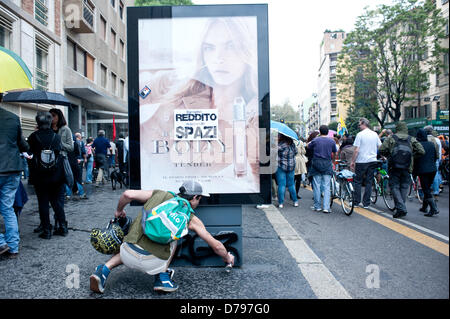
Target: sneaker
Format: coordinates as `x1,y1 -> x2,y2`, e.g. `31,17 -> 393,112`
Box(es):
278,204 -> 284,209
358,203 -> 369,209
80,194 -> 88,200
154,271 -> 179,292
90,264 -> 110,293
322,209 -> 331,214
294,202 -> 299,207
310,206 -> 321,212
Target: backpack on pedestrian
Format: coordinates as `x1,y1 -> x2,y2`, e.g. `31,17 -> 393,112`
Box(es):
34,133 -> 58,171
390,135 -> 412,169
141,192 -> 193,244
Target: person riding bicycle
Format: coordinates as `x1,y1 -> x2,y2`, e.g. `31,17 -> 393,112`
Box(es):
379,122 -> 424,218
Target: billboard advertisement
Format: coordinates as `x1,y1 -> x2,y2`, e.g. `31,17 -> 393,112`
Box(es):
127,5 -> 271,205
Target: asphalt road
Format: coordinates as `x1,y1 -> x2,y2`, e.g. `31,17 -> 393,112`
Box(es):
0,179 -> 448,301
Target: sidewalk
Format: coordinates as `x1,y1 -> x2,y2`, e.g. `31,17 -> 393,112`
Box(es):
0,181 -> 316,299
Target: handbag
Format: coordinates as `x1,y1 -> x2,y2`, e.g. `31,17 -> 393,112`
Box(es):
61,155 -> 74,188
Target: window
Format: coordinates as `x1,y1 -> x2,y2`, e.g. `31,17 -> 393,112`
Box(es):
35,0 -> 48,26
100,15 -> 106,41
67,38 -> 75,70
110,28 -> 116,51
67,38 -> 94,81
119,79 -> 125,98
0,14 -> 13,49
119,39 -> 125,60
119,1 -> 124,20
100,64 -> 107,88
35,36 -> 49,91
111,72 -> 117,94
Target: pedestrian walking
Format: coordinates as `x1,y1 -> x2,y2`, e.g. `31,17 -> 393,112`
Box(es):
305,131 -> 320,190
307,125 -> 337,213
89,180 -> 234,293
338,136 -> 356,170
65,134 -> 87,200
294,139 -> 307,198
85,138 -> 94,184
414,129 -> 439,217
379,122 -> 425,218
424,126 -> 442,197
350,118 -> 382,209
276,134 -> 299,208
28,112 -> 68,239
92,130 -> 111,187
0,98 -> 29,259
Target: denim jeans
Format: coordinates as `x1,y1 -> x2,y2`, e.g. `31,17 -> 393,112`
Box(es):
276,167 -> 297,205
431,160 -> 441,195
86,157 -> 94,183
0,173 -> 21,253
312,174 -> 331,211
65,182 -> 85,196
389,170 -> 411,213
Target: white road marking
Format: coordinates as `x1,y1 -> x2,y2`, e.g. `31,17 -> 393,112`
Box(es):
261,205 -> 352,299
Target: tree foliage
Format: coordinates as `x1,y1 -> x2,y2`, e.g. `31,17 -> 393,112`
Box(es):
337,0 -> 447,127
135,0 -> 193,6
271,100 -> 301,131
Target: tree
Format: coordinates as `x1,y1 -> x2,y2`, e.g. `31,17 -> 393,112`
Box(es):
271,100 -> 301,131
337,0 -> 447,127
135,0 -> 193,6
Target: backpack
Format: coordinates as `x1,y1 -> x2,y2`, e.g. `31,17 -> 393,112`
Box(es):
35,133 -> 57,171
141,192 -> 194,244
391,135 -> 412,169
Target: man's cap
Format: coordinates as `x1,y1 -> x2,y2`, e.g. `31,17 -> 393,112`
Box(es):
180,180 -> 210,197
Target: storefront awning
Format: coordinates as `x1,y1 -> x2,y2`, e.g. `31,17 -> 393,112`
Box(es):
64,86 -> 127,113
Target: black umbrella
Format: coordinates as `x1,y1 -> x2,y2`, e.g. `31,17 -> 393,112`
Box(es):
2,89 -> 72,106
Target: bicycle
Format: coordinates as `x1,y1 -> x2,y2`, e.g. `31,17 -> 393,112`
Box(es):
408,174 -> 423,204
370,160 -> 395,211
330,160 -> 355,216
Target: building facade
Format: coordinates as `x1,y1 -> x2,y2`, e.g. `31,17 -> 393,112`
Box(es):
1,0 -> 64,136
0,0 -> 133,141
62,0 -> 133,140
317,30 -> 347,126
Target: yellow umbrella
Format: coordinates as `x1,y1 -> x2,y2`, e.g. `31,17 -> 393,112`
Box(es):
0,46 -> 33,93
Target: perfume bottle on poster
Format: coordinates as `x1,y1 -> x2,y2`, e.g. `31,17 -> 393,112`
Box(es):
233,96 -> 247,177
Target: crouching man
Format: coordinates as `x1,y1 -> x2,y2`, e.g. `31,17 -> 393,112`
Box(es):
89,180 -> 234,293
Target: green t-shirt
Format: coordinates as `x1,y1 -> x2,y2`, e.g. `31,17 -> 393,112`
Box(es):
123,190 -> 194,260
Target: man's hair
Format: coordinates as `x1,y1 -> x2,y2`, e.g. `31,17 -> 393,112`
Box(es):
319,125 -> 329,136
49,108 -> 67,128
119,133 -> 125,139
359,118 -> 370,127
98,130 -> 105,136
424,125 -> 433,134
75,132 -> 82,138
35,111 -> 53,130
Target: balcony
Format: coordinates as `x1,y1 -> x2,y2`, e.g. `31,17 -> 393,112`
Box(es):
63,0 -> 95,33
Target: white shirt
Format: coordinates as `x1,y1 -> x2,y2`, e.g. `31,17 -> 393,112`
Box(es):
353,128 -> 381,163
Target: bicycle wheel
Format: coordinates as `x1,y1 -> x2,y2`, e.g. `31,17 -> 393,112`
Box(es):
370,178 -> 378,204
340,181 -> 354,216
381,177 -> 395,211
330,175 -> 336,209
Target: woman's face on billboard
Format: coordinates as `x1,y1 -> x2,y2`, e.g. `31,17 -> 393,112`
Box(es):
202,21 -> 247,86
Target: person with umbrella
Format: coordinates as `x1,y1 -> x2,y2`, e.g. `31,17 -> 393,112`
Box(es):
276,133 -> 299,209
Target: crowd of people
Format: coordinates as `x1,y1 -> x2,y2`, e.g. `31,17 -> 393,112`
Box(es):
0,105 -> 129,259
273,118 -> 449,219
